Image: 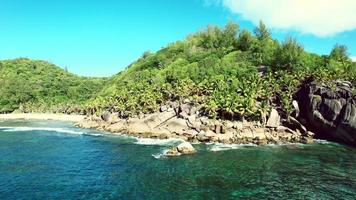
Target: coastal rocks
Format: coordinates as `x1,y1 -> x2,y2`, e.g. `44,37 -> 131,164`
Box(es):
266,109 -> 280,128
287,116 -> 307,135
252,128 -> 267,145
295,80 -> 356,146
292,100 -> 300,118
159,105 -> 169,112
300,136 -> 314,144
164,118 -> 188,134
106,120 -> 126,133
197,130 -> 216,142
177,142 -> 196,154
78,110 -> 311,145
100,112 -> 111,122
126,118 -> 152,135
77,98 -> 314,147
214,123 -> 225,134
216,132 -> 234,143
165,142 -> 196,156
165,148 -> 180,156
77,115 -> 102,129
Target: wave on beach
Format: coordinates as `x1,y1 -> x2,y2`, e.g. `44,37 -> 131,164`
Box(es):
0,126 -> 103,136
151,149 -> 176,159
314,139 -> 335,145
208,143 -> 257,152
134,137 -> 184,146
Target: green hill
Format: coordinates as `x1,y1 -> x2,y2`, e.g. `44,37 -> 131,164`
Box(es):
1,22 -> 355,120
87,22 -> 355,121
0,58 -> 105,113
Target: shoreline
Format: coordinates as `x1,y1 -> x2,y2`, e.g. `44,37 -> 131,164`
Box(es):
0,113 -> 85,122
77,108 -> 315,146
0,111 -> 314,147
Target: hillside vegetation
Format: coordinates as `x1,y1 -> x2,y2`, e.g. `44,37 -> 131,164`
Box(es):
87,21 -> 355,121
1,22 -> 355,121
0,58 -> 105,113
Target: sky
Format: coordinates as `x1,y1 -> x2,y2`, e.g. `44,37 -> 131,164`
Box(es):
0,0 -> 355,77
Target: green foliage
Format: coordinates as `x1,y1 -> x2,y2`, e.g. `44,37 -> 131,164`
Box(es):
2,21 -> 355,122
0,58 -> 105,113
86,21 -> 355,121
237,30 -> 254,51
273,37 -> 304,71
195,22 -> 239,52
254,21 -> 271,41
330,44 -> 350,62
87,21 -> 354,121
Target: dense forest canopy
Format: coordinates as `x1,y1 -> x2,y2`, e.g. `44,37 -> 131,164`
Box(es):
0,22 -> 355,121
0,58 -> 105,113
87,21 -> 355,120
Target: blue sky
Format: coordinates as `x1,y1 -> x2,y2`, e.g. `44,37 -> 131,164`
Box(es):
0,0 -> 355,77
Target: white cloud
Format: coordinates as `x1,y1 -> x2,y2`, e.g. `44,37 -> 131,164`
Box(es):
218,0 -> 356,37
351,56 -> 356,62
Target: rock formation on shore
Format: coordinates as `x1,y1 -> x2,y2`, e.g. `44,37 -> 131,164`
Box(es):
77,79 -> 356,148
295,79 -> 356,146
77,100 -> 313,145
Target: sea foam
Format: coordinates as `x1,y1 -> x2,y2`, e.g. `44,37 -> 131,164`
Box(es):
152,149 -> 175,159
314,139 -> 334,145
0,126 -> 102,136
134,137 -> 184,146
208,143 -> 257,152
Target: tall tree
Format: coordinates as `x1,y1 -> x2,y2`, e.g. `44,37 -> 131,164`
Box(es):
251,21 -> 278,65
254,21 -> 271,41
273,37 -> 304,71
237,29 -> 254,51
222,21 -> 239,49
329,44 -> 350,62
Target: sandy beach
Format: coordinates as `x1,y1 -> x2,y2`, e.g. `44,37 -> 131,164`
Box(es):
0,113 -> 85,122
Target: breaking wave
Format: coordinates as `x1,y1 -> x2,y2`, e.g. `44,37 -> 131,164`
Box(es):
314,139 -> 335,145
0,126 -> 103,136
208,143 -> 257,152
152,149 -> 174,159
134,137 -> 184,146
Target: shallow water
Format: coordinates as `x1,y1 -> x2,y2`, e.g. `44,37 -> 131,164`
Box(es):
0,120 -> 355,200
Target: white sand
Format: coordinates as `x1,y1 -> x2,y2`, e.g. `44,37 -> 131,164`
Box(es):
0,113 -> 85,122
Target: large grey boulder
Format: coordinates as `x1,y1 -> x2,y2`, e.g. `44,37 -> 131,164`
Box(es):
295,80 -> 356,146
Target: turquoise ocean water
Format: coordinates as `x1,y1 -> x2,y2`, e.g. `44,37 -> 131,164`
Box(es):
0,120 -> 355,199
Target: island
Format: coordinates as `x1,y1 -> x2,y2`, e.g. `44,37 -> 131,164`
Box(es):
1,22 -> 355,153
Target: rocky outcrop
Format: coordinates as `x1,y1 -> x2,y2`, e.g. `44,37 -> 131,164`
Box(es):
77,101 -> 313,145
164,142 -> 196,156
165,148 -> 180,156
295,80 -> 356,146
177,142 -> 196,154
